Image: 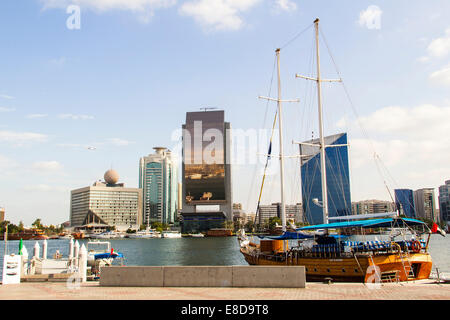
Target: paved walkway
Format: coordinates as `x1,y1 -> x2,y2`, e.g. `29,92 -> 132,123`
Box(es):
0,280 -> 449,300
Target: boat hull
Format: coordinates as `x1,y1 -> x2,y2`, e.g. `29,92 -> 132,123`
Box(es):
240,247 -> 432,283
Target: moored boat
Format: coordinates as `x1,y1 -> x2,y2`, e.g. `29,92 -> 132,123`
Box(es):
128,229 -> 161,239
237,18 -> 442,284
188,233 -> 205,238
161,230 -> 182,238
238,217 -> 433,282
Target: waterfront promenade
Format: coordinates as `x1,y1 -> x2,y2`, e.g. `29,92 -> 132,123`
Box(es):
0,280 -> 448,300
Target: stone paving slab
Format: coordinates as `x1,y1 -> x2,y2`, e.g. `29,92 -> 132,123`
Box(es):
0,280 -> 448,300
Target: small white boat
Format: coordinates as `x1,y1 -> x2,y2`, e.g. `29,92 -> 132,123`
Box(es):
91,231 -> 125,239
161,230 -> 182,238
86,241 -> 124,268
189,233 -> 205,238
128,229 -> 161,239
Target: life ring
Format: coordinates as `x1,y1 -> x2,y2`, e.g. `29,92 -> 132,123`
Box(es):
391,242 -> 402,254
411,240 -> 421,253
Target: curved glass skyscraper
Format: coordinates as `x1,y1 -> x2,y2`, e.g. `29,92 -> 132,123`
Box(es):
139,147 -> 178,225
300,133 -> 352,225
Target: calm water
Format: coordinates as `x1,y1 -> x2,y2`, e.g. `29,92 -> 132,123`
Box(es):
1,235 -> 448,282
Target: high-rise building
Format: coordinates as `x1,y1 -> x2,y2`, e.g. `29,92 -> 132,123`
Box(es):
299,133 -> 351,225
439,180 -> 450,224
233,203 -> 242,210
0,207 -> 4,223
351,200 -> 395,215
414,188 -> 438,223
258,203 -> 303,225
180,110 -> 233,233
70,169 -> 142,231
139,147 -> 178,225
394,189 -> 416,218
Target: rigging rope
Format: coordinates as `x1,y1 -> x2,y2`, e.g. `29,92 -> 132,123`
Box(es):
319,26 -> 398,204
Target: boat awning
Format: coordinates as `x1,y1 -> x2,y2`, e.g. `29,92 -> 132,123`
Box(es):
298,217 -> 427,231
328,212 -> 398,221
267,231 -> 314,240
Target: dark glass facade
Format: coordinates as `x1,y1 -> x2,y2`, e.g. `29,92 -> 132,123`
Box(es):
300,133 -> 352,225
181,212 -> 226,233
184,111 -> 226,203
394,189 -> 415,218
438,181 -> 450,223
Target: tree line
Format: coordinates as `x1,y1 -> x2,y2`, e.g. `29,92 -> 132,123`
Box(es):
0,218 -> 64,235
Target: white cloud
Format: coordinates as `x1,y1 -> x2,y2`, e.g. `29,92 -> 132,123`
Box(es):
0,154 -> 19,171
357,104 -> 450,139
0,94 -> 14,100
32,161 -> 64,172
58,113 -> 94,120
429,65 -> 450,87
0,130 -> 48,145
273,0 -> 297,12
40,0 -> 176,23
0,107 -> 15,112
179,0 -> 261,31
26,114 -> 48,119
340,104 -> 450,198
358,5 -> 382,30
427,29 -> 450,58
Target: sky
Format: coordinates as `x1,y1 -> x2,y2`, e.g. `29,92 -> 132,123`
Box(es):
0,0 -> 449,226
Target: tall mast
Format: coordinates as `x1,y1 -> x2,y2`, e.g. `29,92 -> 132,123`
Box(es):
276,48 -> 287,232
295,18 -> 343,225
314,18 -> 329,225
259,49 -> 299,232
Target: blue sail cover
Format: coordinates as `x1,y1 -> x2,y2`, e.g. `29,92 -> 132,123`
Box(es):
298,217 -> 427,231
94,252 -> 124,260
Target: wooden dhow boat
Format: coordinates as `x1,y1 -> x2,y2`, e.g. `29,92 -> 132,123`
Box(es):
238,216 -> 434,283
238,19 -> 441,283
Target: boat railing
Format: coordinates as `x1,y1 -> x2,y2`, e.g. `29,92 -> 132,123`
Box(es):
287,239 -> 427,259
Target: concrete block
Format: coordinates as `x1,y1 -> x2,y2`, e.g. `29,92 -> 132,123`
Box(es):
232,266 -> 305,288
100,266 -> 164,287
163,266 -> 232,287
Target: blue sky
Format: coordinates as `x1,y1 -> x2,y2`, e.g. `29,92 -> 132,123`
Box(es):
0,0 -> 449,225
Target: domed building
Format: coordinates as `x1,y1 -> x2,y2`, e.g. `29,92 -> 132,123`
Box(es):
70,169 -> 143,232
104,169 -> 120,185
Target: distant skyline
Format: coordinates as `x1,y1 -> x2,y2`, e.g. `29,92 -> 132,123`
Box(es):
0,1 -> 449,225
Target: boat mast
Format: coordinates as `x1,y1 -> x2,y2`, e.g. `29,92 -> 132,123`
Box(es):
314,18 -> 329,225
276,48 -> 287,232
295,18 -> 343,225
259,49 -> 299,232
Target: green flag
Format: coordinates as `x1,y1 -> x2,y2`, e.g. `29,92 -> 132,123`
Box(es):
19,238 -> 23,255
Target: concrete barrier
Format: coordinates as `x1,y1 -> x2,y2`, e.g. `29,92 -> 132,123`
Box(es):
233,266 -> 305,288
100,266 -> 305,288
100,266 -> 164,287
164,266 -> 232,287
